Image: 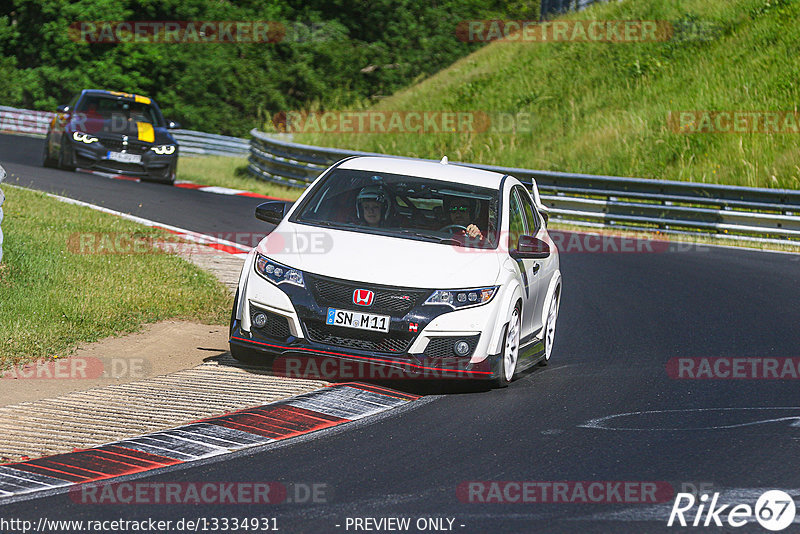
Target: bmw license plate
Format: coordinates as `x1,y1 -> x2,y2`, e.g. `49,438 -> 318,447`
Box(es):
326,308 -> 390,333
106,151 -> 142,164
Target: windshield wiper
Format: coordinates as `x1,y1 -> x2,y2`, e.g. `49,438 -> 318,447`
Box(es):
304,220 -> 359,230
395,230 -> 461,245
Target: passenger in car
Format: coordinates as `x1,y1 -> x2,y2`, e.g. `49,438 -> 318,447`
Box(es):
356,185 -> 389,227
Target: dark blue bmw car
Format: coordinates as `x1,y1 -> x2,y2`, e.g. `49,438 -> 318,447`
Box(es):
43,89 -> 180,184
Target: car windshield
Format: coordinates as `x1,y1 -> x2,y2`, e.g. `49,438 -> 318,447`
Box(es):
292,168 -> 500,249
75,95 -> 163,126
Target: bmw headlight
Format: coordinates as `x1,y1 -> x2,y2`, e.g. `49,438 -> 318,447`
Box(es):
72,131 -> 99,144
255,254 -> 304,287
425,286 -> 498,309
151,145 -> 176,155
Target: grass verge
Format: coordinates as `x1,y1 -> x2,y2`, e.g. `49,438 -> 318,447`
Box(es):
177,156 -> 303,201
294,0 -> 800,189
0,186 -> 231,369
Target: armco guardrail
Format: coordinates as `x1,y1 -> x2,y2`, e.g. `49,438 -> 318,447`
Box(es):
248,128 -> 800,243
170,130 -> 249,157
0,105 -> 247,156
0,106 -> 54,136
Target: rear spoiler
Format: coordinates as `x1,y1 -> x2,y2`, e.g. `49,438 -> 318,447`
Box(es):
529,178 -> 550,222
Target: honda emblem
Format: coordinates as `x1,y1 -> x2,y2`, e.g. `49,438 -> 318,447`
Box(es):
353,289 -> 374,306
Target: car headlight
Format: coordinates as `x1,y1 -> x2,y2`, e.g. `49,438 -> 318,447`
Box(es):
151,145 -> 176,155
255,254 -> 304,287
72,131 -> 99,144
424,286 -> 498,309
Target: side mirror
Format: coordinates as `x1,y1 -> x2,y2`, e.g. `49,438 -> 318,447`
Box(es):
255,201 -> 290,225
511,235 -> 550,259
167,120 -> 181,129
57,104 -> 70,113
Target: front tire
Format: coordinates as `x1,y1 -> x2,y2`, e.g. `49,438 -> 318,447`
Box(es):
42,135 -> 57,168
142,160 -> 177,185
145,167 -> 175,185
540,290 -> 560,366
58,140 -> 76,171
492,305 -> 521,388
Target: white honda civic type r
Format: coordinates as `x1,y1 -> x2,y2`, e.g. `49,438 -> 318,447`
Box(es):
229,155 -> 562,386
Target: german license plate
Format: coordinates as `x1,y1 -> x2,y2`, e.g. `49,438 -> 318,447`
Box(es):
326,308 -> 390,333
106,151 -> 141,164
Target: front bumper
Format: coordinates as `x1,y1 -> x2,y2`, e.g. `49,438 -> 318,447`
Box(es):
69,138 -> 177,179
230,323 -> 497,381
231,267 -> 505,381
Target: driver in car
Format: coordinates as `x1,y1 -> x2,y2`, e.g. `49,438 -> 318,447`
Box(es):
443,196 -> 483,240
356,185 -> 389,227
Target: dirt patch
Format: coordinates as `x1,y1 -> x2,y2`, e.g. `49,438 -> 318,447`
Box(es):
0,320 -> 229,408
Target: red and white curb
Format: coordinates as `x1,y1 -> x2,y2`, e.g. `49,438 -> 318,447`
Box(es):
78,168 -> 289,201
0,383 -> 419,500
152,226 -> 251,257
174,181 -> 281,199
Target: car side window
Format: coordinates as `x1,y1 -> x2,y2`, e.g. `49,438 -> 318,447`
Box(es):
516,186 -> 540,235
507,189 -> 526,252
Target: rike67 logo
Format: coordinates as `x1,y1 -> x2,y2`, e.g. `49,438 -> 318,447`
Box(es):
668,490 -> 796,531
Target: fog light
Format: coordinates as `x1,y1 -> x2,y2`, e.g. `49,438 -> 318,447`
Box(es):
454,340 -> 470,356
253,313 -> 268,328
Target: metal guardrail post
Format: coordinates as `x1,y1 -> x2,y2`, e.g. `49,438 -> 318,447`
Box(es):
0,164 -> 5,263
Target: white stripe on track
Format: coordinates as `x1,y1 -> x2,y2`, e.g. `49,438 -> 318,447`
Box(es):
8,184 -> 252,256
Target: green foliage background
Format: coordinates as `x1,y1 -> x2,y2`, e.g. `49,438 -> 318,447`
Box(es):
0,0 -> 540,135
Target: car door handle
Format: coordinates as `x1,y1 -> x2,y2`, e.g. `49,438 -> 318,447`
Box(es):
531,264 -> 541,275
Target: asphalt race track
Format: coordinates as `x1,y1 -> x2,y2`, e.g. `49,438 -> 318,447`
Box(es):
0,134 -> 268,244
2,132 -> 800,532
